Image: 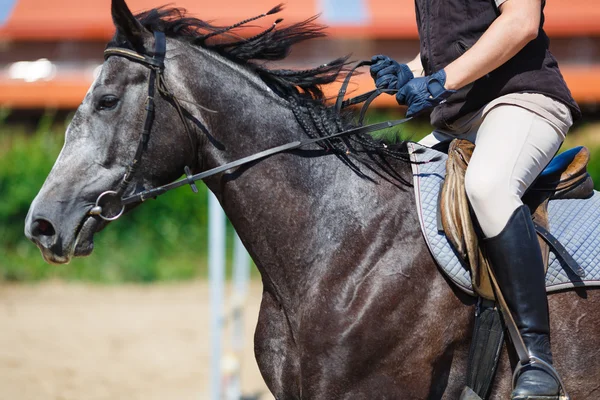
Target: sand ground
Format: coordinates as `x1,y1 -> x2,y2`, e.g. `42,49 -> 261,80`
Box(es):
0,281 -> 272,400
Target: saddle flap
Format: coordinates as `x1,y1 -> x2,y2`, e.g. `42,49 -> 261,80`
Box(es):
440,139 -> 495,300
440,139 -> 552,300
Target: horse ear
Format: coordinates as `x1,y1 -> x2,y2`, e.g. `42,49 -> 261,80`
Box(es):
111,0 -> 146,49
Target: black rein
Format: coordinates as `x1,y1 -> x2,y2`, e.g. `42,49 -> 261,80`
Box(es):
90,31 -> 411,221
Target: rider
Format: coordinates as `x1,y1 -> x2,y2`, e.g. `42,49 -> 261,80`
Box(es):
370,0 -> 580,398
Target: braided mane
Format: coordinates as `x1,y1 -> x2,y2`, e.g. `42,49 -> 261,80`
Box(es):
110,5 -> 349,102
110,5 -> 417,182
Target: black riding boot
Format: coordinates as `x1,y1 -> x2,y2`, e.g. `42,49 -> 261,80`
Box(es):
483,206 -> 560,400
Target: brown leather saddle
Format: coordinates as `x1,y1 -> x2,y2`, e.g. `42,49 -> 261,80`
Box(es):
440,139 -> 593,300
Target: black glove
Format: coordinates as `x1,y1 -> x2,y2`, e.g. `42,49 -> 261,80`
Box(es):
370,55 -> 414,92
396,69 -> 456,117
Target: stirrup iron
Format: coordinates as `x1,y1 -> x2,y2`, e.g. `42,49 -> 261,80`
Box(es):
512,355 -> 570,400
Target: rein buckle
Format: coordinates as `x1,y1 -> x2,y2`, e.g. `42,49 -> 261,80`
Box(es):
184,166 -> 199,193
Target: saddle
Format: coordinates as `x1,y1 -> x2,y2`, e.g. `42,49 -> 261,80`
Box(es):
440,139 -> 594,300
409,140 -> 598,399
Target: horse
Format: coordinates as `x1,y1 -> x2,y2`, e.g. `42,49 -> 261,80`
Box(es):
24,1 -> 600,398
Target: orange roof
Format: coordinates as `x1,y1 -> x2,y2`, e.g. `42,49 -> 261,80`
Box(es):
0,0 -> 318,40
544,0 -> 600,36
1,65 -> 599,109
0,0 -> 599,40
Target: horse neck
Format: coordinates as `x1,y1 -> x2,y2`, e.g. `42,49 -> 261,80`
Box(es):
173,46 -> 418,304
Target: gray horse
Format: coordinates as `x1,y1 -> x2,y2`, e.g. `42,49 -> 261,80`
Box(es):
25,0 -> 600,398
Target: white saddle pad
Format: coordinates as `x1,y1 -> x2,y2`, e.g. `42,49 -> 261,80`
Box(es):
408,143 -> 600,296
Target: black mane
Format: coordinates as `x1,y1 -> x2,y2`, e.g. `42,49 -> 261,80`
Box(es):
112,5 -> 349,102
110,6 -> 417,181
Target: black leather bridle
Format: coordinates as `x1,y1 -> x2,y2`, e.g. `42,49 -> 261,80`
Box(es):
90,30 -> 198,220
90,31 -> 412,221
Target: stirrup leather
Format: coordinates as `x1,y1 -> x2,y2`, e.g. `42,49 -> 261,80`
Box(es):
512,355 -> 570,400
484,241 -> 570,400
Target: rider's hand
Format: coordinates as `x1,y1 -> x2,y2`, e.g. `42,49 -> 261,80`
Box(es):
396,69 -> 456,117
370,55 -> 414,92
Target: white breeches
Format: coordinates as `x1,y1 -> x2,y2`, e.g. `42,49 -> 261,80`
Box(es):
420,100 -> 571,238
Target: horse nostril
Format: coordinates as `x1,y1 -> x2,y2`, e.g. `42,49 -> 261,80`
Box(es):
31,218 -> 56,238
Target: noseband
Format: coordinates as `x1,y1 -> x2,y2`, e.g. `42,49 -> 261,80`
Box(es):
89,30 -> 412,221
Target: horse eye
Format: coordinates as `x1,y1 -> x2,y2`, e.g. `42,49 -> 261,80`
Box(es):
97,95 -> 119,111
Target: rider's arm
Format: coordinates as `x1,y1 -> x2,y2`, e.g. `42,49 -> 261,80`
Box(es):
443,0 -> 542,91
407,53 -> 424,77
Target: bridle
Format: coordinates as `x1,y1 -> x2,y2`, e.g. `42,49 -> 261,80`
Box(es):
90,30 -> 412,221
90,30 -> 198,220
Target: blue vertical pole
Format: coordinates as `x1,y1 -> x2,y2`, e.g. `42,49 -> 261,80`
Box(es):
229,233 -> 250,399
208,192 -> 226,400
233,232 -> 250,346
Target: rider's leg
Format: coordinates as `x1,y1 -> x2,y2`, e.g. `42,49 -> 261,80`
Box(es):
465,104 -> 567,238
464,104 -> 570,399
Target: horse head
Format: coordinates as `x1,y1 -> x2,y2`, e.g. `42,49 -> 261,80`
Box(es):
25,0 -> 353,265
25,0 -> 197,264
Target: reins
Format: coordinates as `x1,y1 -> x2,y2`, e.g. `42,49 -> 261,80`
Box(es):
90,31 -> 412,221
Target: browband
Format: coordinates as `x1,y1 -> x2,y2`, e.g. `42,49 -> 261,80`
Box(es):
104,31 -> 166,69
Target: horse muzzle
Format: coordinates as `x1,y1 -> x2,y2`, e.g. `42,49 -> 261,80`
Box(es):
25,206 -> 102,265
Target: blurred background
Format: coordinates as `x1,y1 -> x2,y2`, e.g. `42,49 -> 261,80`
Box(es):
0,0 -> 599,399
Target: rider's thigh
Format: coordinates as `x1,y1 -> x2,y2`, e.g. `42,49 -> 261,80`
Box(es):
465,104 -> 566,237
